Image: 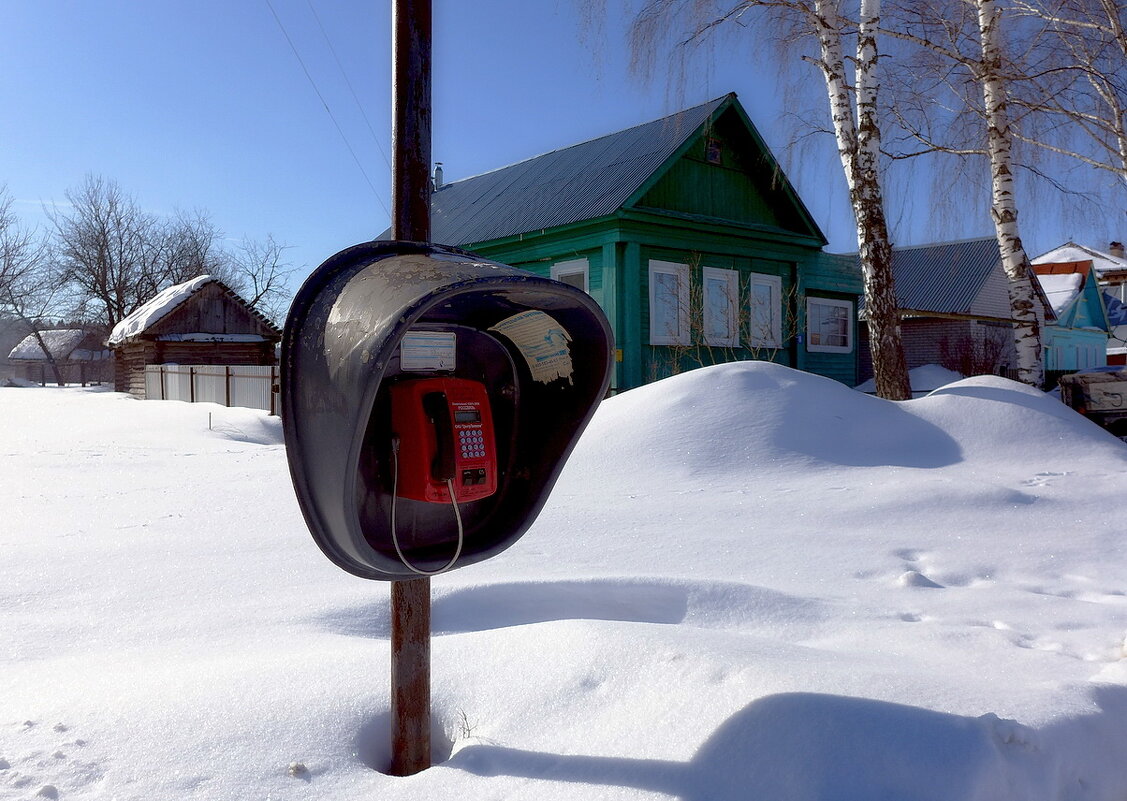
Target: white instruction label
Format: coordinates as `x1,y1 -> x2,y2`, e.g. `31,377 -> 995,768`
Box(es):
400,330 -> 456,371
490,310 -> 574,384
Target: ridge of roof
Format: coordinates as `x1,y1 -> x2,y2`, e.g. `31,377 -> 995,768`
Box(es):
438,95 -> 734,191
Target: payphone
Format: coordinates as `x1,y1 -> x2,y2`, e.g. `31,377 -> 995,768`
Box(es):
281,240 -> 613,580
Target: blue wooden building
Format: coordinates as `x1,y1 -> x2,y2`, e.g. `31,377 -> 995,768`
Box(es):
1031,261 -> 1111,371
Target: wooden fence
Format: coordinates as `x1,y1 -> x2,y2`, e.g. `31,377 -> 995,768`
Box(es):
144,365 -> 279,415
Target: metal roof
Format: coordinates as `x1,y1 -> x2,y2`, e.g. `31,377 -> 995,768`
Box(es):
890,237 -> 1002,314
424,96 -> 730,245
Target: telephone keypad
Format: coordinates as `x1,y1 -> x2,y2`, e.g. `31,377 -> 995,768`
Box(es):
458,426 -> 487,460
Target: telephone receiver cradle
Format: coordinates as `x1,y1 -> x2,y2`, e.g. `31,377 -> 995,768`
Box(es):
281,241 -> 613,581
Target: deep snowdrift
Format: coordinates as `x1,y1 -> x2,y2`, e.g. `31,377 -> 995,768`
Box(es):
2,362 -> 1126,801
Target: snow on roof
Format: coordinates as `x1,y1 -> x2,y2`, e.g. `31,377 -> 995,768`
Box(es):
1035,272 -> 1083,316
108,275 -> 214,346
1032,243 -> 1127,277
7,329 -> 86,361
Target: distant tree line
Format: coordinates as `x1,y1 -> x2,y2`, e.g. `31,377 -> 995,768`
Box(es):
0,176 -> 295,361
588,0 -> 1126,396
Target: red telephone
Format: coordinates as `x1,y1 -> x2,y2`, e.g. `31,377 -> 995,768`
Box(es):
389,377 -> 498,503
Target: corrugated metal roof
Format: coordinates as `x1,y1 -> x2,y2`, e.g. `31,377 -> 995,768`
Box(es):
425,96 -> 730,245
891,238 -> 1002,314
854,237 -> 1058,321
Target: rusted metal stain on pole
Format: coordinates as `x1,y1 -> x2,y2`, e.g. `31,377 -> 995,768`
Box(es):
390,577 -> 431,775
389,0 -> 433,778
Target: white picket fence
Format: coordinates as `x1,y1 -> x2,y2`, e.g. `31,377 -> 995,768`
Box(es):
144,364 -> 279,415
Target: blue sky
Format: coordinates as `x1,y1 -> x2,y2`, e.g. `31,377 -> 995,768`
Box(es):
1,1 -> 1120,295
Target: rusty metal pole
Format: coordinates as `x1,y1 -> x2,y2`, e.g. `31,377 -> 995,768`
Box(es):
389,0 -> 432,778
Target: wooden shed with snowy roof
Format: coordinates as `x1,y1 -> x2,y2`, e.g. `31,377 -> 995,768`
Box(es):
109,275 -> 280,398
7,328 -> 111,385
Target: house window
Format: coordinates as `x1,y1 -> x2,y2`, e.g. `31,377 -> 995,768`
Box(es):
749,273 -> 783,348
703,267 -> 739,347
706,137 -> 723,165
551,258 -> 589,293
649,260 -> 690,346
806,297 -> 853,353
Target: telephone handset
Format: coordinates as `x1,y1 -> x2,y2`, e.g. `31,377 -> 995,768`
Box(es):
390,377 -> 498,503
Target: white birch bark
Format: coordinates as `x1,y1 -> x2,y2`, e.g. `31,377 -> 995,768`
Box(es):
814,0 -> 911,400
977,0 -> 1044,388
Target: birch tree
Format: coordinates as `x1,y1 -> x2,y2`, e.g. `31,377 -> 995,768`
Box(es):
977,0 -> 1044,387
612,0 -> 912,399
883,0 -> 1045,387
1011,0 -> 1127,188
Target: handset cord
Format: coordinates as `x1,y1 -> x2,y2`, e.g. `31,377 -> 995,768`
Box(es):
389,436 -> 464,576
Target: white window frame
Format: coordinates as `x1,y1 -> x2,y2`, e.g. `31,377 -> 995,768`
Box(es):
648,259 -> 690,346
806,297 -> 853,354
702,266 -> 739,347
748,273 -> 783,348
551,258 -> 589,293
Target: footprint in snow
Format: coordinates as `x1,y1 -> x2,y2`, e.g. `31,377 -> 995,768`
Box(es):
898,570 -> 944,589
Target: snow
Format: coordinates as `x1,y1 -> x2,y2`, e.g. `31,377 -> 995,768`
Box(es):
854,363 -> 963,396
7,330 -> 86,361
3,362 -> 1127,801
107,275 -> 213,346
1033,244 -> 1127,278
1036,273 -> 1083,317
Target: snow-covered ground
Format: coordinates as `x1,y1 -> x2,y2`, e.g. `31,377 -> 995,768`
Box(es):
2,362 -> 1126,801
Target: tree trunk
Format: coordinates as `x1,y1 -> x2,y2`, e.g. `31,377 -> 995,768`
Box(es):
977,0 -> 1044,388
814,0 -> 911,400
27,328 -> 65,386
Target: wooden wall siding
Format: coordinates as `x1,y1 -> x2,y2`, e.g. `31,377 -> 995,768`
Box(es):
633,109 -> 812,238
638,154 -> 783,229
114,342 -> 157,396
146,283 -> 278,340
154,341 -> 275,366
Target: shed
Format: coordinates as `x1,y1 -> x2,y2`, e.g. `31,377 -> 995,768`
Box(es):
389,93 -> 863,390
7,328 -> 111,385
856,238 -> 1055,381
108,276 -> 281,398
1031,261 -> 1111,372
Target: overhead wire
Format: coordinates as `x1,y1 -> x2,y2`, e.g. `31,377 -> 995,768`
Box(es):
304,0 -> 393,173
263,0 -> 391,218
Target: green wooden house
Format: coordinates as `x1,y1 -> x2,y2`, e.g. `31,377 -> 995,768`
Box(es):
423,93 -> 861,391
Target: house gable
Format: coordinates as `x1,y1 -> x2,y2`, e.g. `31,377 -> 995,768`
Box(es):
629,102 -> 825,244
1033,261 -> 1111,333
145,282 -> 279,341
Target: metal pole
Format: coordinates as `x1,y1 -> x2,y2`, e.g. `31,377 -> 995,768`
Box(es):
389,0 -> 432,778
392,0 -> 432,243
390,577 -> 430,775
